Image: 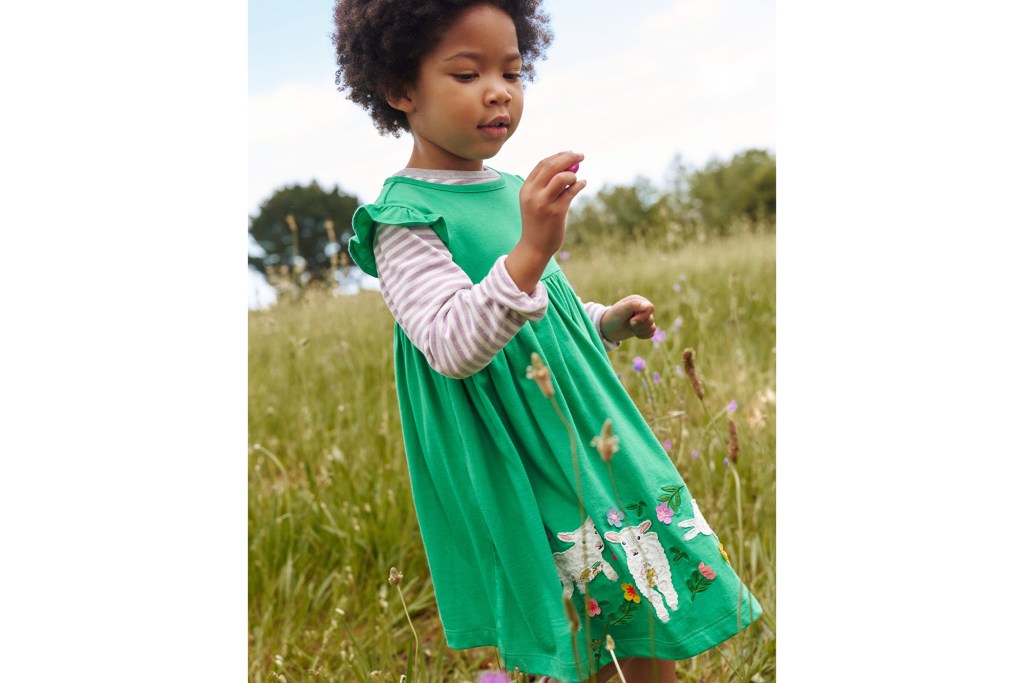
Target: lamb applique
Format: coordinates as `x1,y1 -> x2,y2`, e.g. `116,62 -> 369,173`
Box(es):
604,520 -> 679,623
677,498 -> 716,542
551,516 -> 620,598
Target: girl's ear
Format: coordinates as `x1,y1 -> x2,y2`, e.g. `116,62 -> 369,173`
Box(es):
386,88 -> 414,113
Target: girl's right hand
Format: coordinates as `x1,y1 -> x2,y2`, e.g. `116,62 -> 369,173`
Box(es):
518,151 -> 586,259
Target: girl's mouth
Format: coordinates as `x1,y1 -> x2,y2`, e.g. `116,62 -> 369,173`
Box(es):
478,122 -> 509,138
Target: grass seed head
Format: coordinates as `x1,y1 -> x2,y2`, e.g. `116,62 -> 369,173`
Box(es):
526,352 -> 554,398
681,348 -> 705,400
388,567 -> 403,586
591,418 -> 620,462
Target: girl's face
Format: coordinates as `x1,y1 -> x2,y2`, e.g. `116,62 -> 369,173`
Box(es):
389,4 -> 524,171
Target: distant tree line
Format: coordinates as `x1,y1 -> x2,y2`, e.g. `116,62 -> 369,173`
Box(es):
564,148 -> 775,249
248,149 -> 775,279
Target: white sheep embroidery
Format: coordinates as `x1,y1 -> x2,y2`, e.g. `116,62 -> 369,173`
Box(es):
604,520 -> 678,623
676,498 -> 716,542
551,516 -> 620,598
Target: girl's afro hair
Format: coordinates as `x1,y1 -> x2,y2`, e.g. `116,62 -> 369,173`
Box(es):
333,0 -> 553,137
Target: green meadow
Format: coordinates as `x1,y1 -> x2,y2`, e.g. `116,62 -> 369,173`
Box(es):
248,233 -> 776,682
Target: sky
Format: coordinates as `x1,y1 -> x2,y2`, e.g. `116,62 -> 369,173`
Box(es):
248,0 -> 775,214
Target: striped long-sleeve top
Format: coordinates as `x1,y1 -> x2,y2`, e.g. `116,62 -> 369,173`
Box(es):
371,167 -> 620,380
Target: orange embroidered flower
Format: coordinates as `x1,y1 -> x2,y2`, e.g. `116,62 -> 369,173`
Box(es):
698,562 -> 716,581
621,583 -> 641,603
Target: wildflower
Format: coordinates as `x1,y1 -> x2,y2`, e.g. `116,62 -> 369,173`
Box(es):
728,416 -> 739,462
652,329 -> 666,344
477,672 -> 511,683
671,316 -> 683,330
388,567 -> 403,585
607,508 -> 624,528
562,594 -> 580,631
675,364 -> 683,376
632,356 -> 646,372
727,399 -> 738,412
587,597 -> 601,617
526,353 -> 554,398
672,283 -> 681,292
656,502 -> 674,524
719,542 -> 730,564
662,439 -> 673,451
559,250 -> 570,261
681,348 -> 704,399
691,449 -> 700,459
698,562 -> 717,581
621,583 -> 641,603
591,418 -> 619,462
653,371 -> 661,383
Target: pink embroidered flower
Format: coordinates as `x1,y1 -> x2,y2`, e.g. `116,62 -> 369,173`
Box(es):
698,562 -> 717,581
587,597 -> 601,617
656,502 -> 674,524
622,583 -> 641,603
607,508 -> 624,528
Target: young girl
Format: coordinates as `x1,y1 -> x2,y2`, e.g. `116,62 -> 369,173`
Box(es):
333,2 -> 762,681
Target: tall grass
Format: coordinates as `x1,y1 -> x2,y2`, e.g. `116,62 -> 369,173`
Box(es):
249,233 -> 776,682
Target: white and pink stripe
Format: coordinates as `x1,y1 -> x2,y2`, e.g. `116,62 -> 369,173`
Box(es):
370,169 -> 619,379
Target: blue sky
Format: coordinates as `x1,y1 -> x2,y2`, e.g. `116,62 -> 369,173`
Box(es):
248,0 -> 775,212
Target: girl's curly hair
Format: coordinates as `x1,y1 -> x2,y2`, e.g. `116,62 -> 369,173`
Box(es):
333,0 -> 553,137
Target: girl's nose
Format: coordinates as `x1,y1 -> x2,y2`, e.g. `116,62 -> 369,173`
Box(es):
486,81 -> 512,105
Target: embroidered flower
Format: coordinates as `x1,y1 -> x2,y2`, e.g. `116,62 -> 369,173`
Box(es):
632,357 -> 646,372
698,562 -> 717,581
606,508 -> 624,528
622,583 -> 641,603
655,502 -> 674,524
587,597 -> 601,617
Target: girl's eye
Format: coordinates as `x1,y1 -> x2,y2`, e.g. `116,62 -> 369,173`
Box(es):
504,72 -> 522,82
454,74 -> 476,82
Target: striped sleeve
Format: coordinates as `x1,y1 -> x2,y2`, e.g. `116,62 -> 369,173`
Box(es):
582,301 -> 622,351
373,223 -> 549,379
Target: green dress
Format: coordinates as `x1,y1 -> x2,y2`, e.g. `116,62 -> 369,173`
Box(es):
350,171 -> 761,682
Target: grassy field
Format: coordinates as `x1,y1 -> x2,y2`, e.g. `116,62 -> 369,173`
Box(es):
248,232 -> 776,682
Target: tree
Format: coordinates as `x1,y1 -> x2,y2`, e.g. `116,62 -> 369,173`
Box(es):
248,181 -> 360,280
688,149 -> 775,235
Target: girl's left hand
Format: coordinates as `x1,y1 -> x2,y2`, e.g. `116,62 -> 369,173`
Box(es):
600,295 -> 657,342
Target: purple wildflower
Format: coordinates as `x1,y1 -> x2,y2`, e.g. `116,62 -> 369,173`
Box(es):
477,672 -> 511,683
652,329 -> 666,344
727,400 -> 738,412
607,508 -> 625,528
663,439 -> 673,451
675,364 -> 684,376
672,283 -> 682,292
653,371 -> 661,383
632,357 -> 646,372
691,449 -> 700,459
558,250 -> 570,261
